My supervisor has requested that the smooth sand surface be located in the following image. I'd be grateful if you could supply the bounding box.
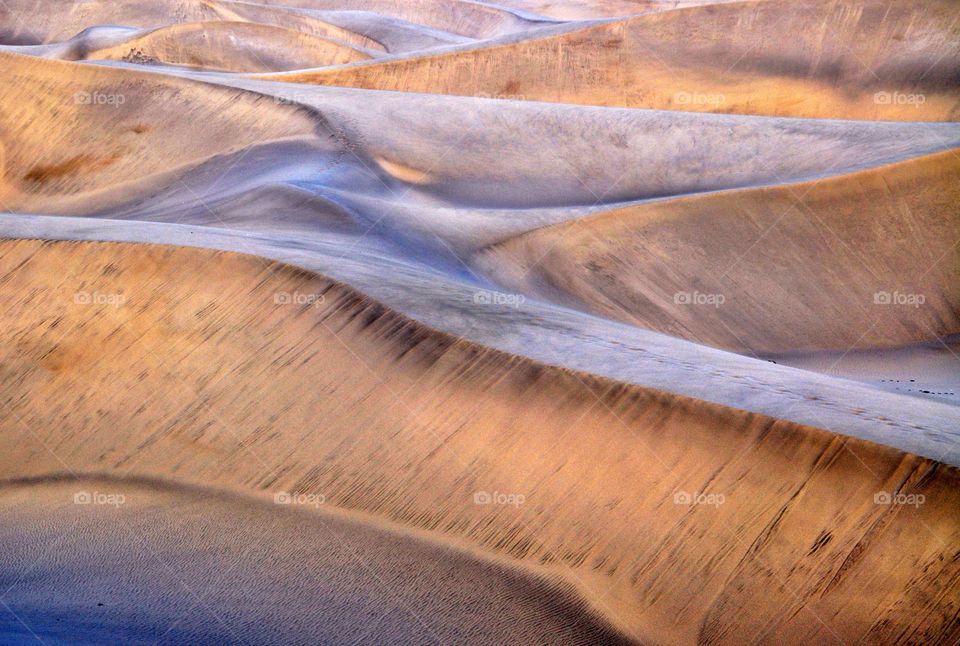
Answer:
[0,476,631,645]
[769,336,960,407]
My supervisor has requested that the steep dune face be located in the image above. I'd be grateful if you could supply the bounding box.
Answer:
[475,150,960,355]
[81,21,370,72]
[271,0,960,120]
[2,238,958,645]
[0,53,328,213]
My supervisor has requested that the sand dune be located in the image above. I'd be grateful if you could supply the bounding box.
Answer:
[475,149,960,355]
[0,53,324,213]
[6,51,960,219]
[1,237,958,645]
[0,476,630,645]
[0,0,541,59]
[269,0,960,120]
[77,21,371,72]
[769,336,960,407]
[2,2,959,643]
[252,0,561,38]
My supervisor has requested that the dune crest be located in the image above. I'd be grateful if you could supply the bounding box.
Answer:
[475,149,960,354]
[266,0,960,120]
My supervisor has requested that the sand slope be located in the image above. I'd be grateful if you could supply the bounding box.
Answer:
[0,53,326,213]
[82,21,371,72]
[0,477,630,645]
[475,149,960,354]
[269,0,960,120]
[1,238,958,645]
[5,51,960,219]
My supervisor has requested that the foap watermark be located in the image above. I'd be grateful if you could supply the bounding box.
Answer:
[874,491,925,508]
[873,91,926,107]
[74,91,126,107]
[274,491,325,508]
[274,90,315,105]
[674,91,726,106]
[673,490,726,508]
[874,290,925,308]
[274,291,325,308]
[477,91,527,102]
[674,291,725,308]
[473,289,525,309]
[473,490,525,508]
[74,491,126,508]
[74,291,126,307]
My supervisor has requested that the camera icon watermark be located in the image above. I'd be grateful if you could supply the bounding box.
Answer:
[274,291,325,307]
[73,491,126,507]
[274,491,325,508]
[74,91,126,107]
[274,90,315,105]
[674,91,726,106]
[873,91,926,107]
[873,291,925,308]
[473,490,525,508]
[673,291,725,308]
[477,91,527,102]
[473,290,525,309]
[874,491,925,508]
[673,490,726,508]
[74,291,126,307]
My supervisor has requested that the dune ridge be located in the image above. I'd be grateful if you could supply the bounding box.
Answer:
[1,237,958,645]
[474,148,960,354]
[264,0,960,120]
[81,21,372,72]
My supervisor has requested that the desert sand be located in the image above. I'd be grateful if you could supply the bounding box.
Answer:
[266,0,960,120]
[0,1,958,645]
[475,150,960,354]
[1,238,959,645]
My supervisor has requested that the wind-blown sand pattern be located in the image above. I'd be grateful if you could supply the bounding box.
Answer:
[0,1,958,645]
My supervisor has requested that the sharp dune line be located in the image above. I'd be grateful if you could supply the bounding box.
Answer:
[1,238,958,645]
[264,0,960,120]
[476,148,960,354]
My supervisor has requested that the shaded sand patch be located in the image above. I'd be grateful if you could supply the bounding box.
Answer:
[0,476,631,645]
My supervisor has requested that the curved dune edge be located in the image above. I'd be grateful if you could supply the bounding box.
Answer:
[6,49,960,221]
[0,0,554,45]
[1,238,958,645]
[261,0,960,120]
[0,51,329,211]
[0,474,635,645]
[82,21,371,72]
[475,148,960,355]
[0,0,544,46]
